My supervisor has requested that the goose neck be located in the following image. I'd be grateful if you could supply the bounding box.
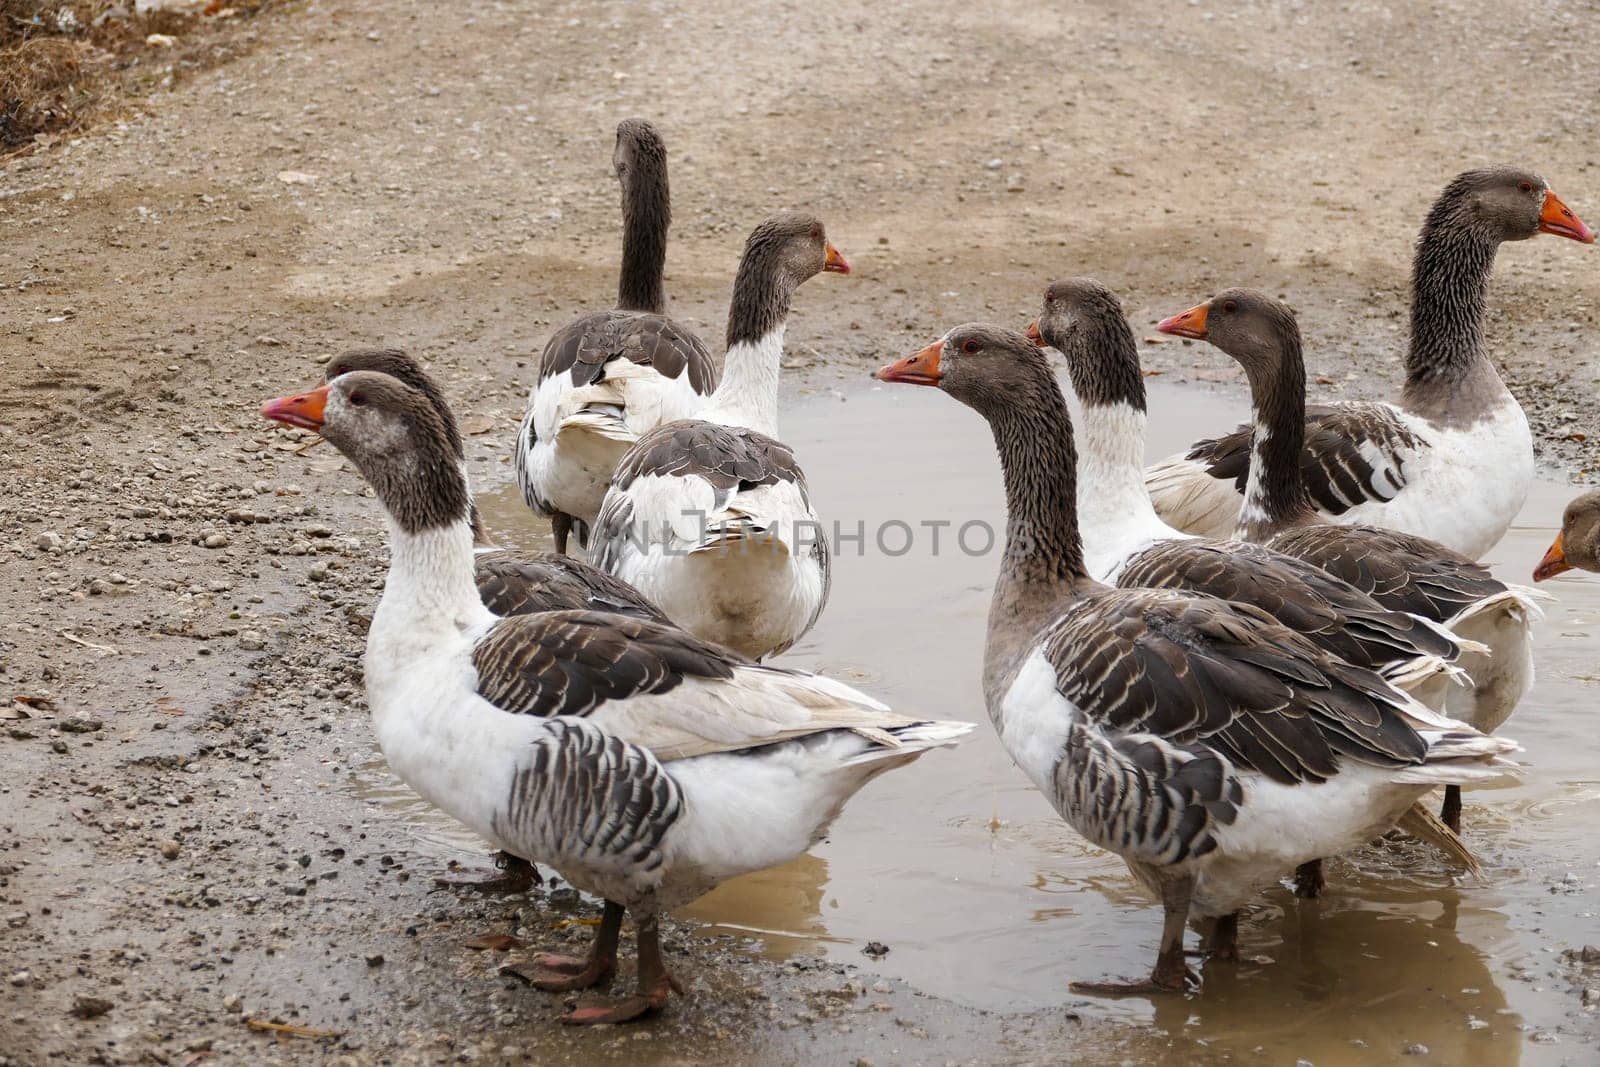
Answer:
[616,161,670,315]
[700,326,785,436]
[986,379,1089,613]
[375,517,491,638]
[1402,208,1499,394]
[1236,346,1316,542]
[1074,400,1169,544]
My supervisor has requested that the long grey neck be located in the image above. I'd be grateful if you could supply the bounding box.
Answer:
[982,376,1092,700]
[1236,340,1317,543]
[1401,207,1507,414]
[616,158,669,315]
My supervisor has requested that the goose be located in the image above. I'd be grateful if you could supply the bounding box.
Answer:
[261,371,972,1024]
[516,119,720,553]
[1026,279,1466,704]
[325,348,669,895]
[1146,167,1593,557]
[591,212,849,660]
[1533,490,1600,581]
[873,324,1517,993]
[1158,288,1543,837]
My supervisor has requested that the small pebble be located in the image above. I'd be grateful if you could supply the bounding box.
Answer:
[202,533,229,549]
[159,840,181,860]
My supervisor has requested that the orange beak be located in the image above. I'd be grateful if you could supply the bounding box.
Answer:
[1533,531,1572,581]
[1539,189,1596,243]
[262,384,330,431]
[875,339,943,386]
[1024,319,1046,347]
[824,242,852,274]
[1157,301,1210,339]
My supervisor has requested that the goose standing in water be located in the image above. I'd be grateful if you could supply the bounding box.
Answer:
[1147,167,1593,557]
[516,119,718,553]
[262,372,971,1023]
[325,347,668,894]
[1158,289,1542,839]
[874,324,1516,993]
[592,213,849,659]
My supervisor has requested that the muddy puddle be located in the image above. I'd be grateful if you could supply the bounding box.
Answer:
[422,377,1595,1062]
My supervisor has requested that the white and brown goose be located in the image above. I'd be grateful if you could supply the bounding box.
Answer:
[516,119,719,553]
[1146,167,1593,557]
[262,371,970,1024]
[592,213,848,660]
[1026,279,1466,704]
[874,324,1516,994]
[325,348,671,895]
[1158,288,1544,834]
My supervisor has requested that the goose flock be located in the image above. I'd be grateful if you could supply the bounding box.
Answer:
[260,120,1596,1018]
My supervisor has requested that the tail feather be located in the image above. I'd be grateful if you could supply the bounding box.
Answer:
[1446,586,1549,630]
[840,720,977,766]
[1390,729,1521,787]
[1380,653,1469,692]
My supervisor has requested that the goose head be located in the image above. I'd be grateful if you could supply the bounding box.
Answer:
[1535,490,1600,581]
[263,371,470,535]
[876,323,1050,415]
[1438,166,1593,244]
[1026,278,1146,410]
[1158,287,1300,384]
[322,347,465,459]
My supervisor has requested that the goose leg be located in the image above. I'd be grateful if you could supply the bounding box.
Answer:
[524,900,623,992]
[563,911,680,1025]
[1070,875,1197,995]
[1292,859,1325,900]
[552,512,573,555]
[1440,785,1462,834]
[1206,912,1240,963]
[435,851,541,894]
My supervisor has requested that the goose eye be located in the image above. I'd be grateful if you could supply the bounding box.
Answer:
[962,339,980,354]
[348,392,366,407]
[1221,300,1238,314]
[1519,181,1534,194]
[809,226,822,240]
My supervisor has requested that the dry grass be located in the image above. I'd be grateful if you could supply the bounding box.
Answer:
[0,1,278,153]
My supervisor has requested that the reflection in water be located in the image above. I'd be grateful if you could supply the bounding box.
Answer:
[1167,891,1520,1064]
[373,379,1598,1062]
[679,853,838,959]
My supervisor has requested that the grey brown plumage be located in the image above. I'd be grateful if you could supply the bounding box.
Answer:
[474,551,667,622]
[471,609,740,719]
[1180,403,1424,517]
[537,308,717,396]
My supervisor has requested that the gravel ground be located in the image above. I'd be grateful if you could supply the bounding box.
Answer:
[3,1,1599,1064]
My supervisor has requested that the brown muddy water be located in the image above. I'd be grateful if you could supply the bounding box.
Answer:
[422,378,1595,1063]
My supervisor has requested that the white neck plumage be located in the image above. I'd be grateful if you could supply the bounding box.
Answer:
[374,515,492,639]
[698,325,786,437]
[1074,401,1183,574]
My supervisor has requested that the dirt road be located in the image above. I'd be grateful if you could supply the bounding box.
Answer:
[3,1,1599,1064]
